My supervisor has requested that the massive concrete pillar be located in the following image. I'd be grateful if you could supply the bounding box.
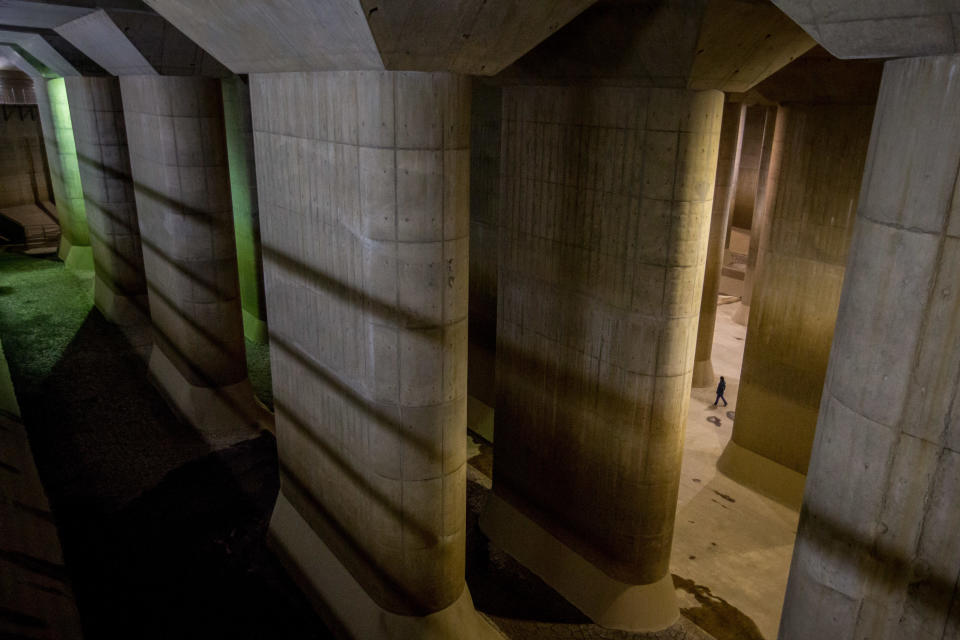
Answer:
[64,76,148,330]
[480,85,723,631]
[222,76,268,344]
[728,106,767,232]
[120,75,260,441]
[733,106,779,326]
[732,102,874,475]
[780,53,960,640]
[467,80,501,419]
[46,77,92,270]
[251,70,498,639]
[691,101,745,388]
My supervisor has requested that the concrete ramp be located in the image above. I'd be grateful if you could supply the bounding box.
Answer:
[0,203,60,254]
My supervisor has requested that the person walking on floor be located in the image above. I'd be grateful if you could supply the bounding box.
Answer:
[714,376,728,407]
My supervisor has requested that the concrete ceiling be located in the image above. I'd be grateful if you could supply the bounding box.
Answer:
[0,42,42,79]
[498,0,816,92]
[0,0,91,29]
[0,0,229,76]
[53,8,153,75]
[356,0,598,74]
[57,8,229,76]
[770,0,960,59]
[752,45,883,105]
[688,0,815,92]
[139,0,600,75]
[0,28,78,76]
[0,24,103,74]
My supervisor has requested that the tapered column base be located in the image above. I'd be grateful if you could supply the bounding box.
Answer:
[94,274,148,326]
[268,493,506,640]
[94,275,152,358]
[242,309,268,344]
[148,346,269,447]
[58,236,93,271]
[479,493,679,633]
[717,440,806,511]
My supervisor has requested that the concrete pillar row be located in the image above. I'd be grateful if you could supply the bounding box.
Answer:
[691,101,746,388]
[780,53,960,639]
[63,76,149,334]
[480,84,723,632]
[120,75,262,444]
[250,70,499,640]
[733,106,778,326]
[732,102,874,476]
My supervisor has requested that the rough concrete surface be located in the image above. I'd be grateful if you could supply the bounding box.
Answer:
[734,102,874,475]
[780,52,960,640]
[491,83,722,618]
[64,75,148,329]
[692,101,743,389]
[251,70,481,623]
[120,75,247,387]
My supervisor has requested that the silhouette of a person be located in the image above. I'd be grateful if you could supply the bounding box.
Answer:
[714,376,728,407]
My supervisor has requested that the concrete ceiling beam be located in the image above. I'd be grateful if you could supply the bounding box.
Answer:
[497,0,816,92]
[771,0,960,59]
[0,28,78,76]
[54,9,156,75]
[140,0,600,75]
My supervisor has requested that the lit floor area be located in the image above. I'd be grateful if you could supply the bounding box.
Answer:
[670,301,803,640]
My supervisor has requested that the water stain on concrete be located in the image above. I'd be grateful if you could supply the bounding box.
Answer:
[672,574,765,640]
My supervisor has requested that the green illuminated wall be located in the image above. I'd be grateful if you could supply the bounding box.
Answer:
[47,77,91,269]
[222,76,267,343]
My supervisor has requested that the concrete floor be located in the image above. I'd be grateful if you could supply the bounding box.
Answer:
[0,252,331,639]
[670,301,802,640]
[3,251,801,639]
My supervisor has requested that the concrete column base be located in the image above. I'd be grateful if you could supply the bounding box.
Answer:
[479,493,679,633]
[242,309,268,344]
[94,276,152,358]
[717,440,806,511]
[94,274,148,326]
[148,346,270,447]
[691,358,716,388]
[732,302,750,326]
[268,493,506,640]
[58,236,93,271]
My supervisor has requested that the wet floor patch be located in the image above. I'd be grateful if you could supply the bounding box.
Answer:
[672,574,765,640]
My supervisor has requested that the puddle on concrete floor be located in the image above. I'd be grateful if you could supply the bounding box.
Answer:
[673,574,765,640]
